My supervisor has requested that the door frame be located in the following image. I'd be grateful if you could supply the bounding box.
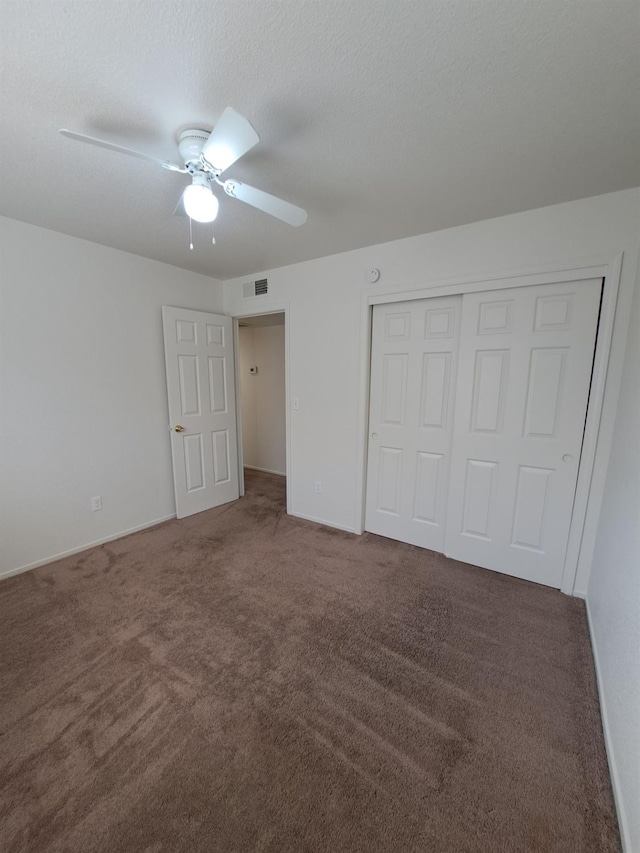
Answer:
[354,254,624,595]
[231,303,291,515]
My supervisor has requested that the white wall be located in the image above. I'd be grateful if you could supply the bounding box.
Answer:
[0,217,223,576]
[238,323,286,475]
[238,326,259,468]
[225,189,640,578]
[587,255,640,853]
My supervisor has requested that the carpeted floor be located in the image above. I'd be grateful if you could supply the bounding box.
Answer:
[0,470,619,852]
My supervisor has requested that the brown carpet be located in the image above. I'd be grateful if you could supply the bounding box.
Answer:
[0,470,619,852]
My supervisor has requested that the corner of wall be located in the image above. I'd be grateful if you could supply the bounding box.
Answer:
[583,596,632,852]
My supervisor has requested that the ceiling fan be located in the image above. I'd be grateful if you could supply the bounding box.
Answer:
[59,107,308,229]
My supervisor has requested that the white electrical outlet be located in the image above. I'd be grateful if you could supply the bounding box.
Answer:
[91,496,102,512]
[314,481,322,493]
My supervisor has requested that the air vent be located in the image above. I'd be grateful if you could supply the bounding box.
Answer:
[242,278,269,298]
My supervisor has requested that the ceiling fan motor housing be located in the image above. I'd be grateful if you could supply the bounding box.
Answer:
[178,129,210,170]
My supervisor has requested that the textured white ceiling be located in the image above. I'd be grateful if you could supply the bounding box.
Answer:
[1,0,639,280]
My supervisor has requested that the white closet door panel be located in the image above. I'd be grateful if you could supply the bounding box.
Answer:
[444,279,601,587]
[365,296,462,551]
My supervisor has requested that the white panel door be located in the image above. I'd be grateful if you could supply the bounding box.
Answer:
[365,296,462,551]
[444,279,601,587]
[162,306,239,518]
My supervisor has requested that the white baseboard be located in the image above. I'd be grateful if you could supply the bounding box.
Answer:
[583,596,631,852]
[244,465,286,477]
[0,514,176,581]
[289,511,356,534]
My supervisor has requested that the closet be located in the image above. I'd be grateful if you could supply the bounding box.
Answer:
[365,279,602,588]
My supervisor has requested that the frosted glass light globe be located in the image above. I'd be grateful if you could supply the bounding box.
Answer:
[184,183,219,223]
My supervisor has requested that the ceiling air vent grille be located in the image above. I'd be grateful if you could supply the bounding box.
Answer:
[242,278,269,298]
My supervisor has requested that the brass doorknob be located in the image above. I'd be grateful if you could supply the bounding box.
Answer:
[174,425,185,432]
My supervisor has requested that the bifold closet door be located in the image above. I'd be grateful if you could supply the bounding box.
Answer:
[444,279,602,588]
[365,296,462,551]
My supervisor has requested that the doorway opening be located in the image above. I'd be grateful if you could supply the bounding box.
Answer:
[236,312,287,513]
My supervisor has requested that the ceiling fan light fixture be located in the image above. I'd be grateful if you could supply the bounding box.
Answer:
[60,107,307,234]
[183,175,219,223]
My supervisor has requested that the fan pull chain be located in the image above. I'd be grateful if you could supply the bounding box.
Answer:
[211,224,216,246]
[189,217,194,251]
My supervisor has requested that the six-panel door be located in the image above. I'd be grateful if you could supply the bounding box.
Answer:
[365,296,462,551]
[444,279,602,587]
[162,306,239,518]
[365,279,601,589]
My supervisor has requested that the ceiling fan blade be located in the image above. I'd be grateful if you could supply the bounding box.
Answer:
[59,129,185,172]
[224,180,307,226]
[173,191,187,216]
[201,107,259,173]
